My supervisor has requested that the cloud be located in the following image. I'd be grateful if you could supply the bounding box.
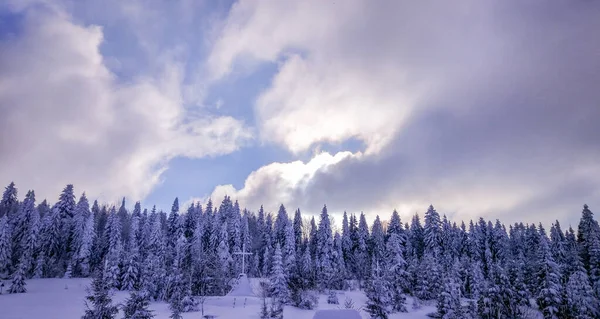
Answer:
[0,5,251,203]
[206,0,600,225]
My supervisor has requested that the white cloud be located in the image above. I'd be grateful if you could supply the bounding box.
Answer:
[209,151,359,213]
[0,5,251,202]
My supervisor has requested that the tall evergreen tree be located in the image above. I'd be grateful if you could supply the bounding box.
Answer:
[536,235,563,319]
[0,215,12,274]
[316,205,334,290]
[270,243,290,304]
[385,233,407,312]
[365,260,391,319]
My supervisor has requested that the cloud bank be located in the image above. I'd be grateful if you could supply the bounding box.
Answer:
[207,0,600,224]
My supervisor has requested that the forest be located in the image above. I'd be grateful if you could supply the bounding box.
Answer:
[0,181,598,319]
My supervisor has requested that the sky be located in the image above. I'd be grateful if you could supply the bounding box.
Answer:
[1,0,599,227]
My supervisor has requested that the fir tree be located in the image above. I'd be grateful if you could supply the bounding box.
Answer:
[536,235,563,319]
[82,270,119,319]
[270,243,290,304]
[0,215,12,274]
[316,205,334,290]
[385,233,408,312]
[565,269,598,319]
[364,260,391,319]
[9,260,27,293]
[123,290,154,319]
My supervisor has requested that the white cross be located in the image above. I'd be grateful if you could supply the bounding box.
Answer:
[233,243,253,275]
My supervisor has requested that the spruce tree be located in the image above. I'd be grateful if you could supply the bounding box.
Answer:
[123,290,154,319]
[0,215,12,274]
[270,243,290,304]
[9,260,27,293]
[82,269,119,319]
[316,205,334,290]
[364,260,390,319]
[536,235,563,319]
[565,269,598,319]
[384,233,407,312]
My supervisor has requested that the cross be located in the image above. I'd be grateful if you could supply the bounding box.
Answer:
[233,243,253,275]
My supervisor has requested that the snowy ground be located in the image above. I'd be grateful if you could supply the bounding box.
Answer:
[0,278,436,319]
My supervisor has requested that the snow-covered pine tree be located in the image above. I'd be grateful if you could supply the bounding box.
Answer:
[9,259,27,293]
[416,251,441,300]
[77,214,95,277]
[436,262,462,319]
[536,233,563,319]
[283,221,297,278]
[300,245,313,289]
[82,269,119,319]
[270,243,290,304]
[216,223,232,293]
[103,207,122,289]
[316,205,334,291]
[0,215,13,275]
[370,215,385,260]
[352,212,370,284]
[22,200,40,277]
[12,190,35,268]
[0,182,18,219]
[384,233,407,312]
[274,204,288,249]
[565,269,598,319]
[364,260,391,319]
[423,205,442,257]
[123,290,154,319]
[578,204,598,272]
[293,208,303,256]
[122,213,141,291]
[331,232,347,289]
[71,193,90,276]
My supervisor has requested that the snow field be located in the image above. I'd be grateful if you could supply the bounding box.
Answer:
[0,278,435,319]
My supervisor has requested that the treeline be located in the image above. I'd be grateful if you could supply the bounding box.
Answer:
[0,182,599,318]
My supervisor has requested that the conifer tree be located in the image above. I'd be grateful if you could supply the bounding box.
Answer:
[423,205,442,256]
[565,269,598,319]
[316,205,334,290]
[0,215,12,274]
[365,260,391,319]
[370,215,385,260]
[9,259,27,293]
[385,233,408,312]
[0,182,18,219]
[82,269,119,319]
[77,214,95,277]
[536,235,563,319]
[123,290,154,319]
[270,243,290,304]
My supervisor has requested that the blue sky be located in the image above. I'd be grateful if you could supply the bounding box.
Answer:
[1,0,600,226]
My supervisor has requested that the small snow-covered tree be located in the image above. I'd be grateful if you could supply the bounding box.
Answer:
[9,260,27,293]
[123,290,154,319]
[82,270,119,319]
